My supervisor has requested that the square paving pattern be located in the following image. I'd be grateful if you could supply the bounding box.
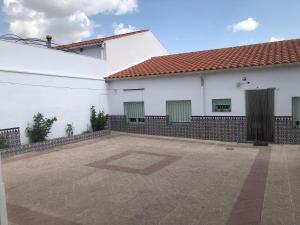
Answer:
[2,132,300,225]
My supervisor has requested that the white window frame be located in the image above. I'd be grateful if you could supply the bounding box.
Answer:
[212,98,232,112]
[166,100,192,124]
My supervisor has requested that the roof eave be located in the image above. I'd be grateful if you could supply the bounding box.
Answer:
[105,61,300,81]
[54,29,150,51]
[55,42,104,51]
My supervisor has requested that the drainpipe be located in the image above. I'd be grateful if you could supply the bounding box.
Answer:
[46,35,52,48]
[0,156,8,225]
[200,75,206,116]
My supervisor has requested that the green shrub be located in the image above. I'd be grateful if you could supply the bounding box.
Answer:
[90,106,107,131]
[66,123,74,137]
[26,113,57,143]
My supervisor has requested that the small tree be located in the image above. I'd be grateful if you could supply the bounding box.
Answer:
[26,113,57,143]
[90,106,107,131]
[90,106,97,131]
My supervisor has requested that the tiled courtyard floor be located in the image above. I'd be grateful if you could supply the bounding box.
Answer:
[2,132,300,225]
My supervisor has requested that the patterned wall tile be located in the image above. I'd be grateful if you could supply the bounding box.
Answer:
[110,115,299,144]
[1,129,111,159]
[0,127,21,148]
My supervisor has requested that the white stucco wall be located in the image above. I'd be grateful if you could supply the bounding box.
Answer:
[70,31,169,74]
[107,64,300,117]
[0,40,109,79]
[107,75,203,116]
[204,65,300,116]
[0,30,168,144]
[0,41,109,144]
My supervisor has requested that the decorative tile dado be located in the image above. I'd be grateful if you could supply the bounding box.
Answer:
[110,115,300,144]
[110,115,247,143]
[274,116,300,144]
[0,127,21,148]
[1,129,111,159]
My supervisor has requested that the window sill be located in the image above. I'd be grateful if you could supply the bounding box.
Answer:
[127,122,145,125]
[212,111,232,113]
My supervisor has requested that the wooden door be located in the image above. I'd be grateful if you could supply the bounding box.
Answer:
[246,89,274,142]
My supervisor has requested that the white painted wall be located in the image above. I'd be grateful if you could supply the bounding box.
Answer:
[0,31,168,144]
[69,31,169,74]
[204,65,300,116]
[0,40,109,79]
[2,35,299,144]
[107,64,300,117]
[0,41,109,144]
[107,75,203,116]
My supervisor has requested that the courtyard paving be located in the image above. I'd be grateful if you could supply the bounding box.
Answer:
[2,132,300,225]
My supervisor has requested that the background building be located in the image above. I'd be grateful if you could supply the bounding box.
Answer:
[0,30,167,144]
[1,30,300,144]
[106,39,300,144]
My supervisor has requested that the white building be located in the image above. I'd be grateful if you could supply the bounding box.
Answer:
[1,29,300,144]
[105,38,300,144]
[0,30,168,144]
[54,30,168,74]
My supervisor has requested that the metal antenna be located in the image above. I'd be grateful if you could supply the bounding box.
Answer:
[0,33,60,48]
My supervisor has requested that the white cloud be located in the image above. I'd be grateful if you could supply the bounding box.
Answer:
[227,18,259,32]
[113,23,137,35]
[270,37,285,42]
[2,0,138,43]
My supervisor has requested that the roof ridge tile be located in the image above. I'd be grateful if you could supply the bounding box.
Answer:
[54,29,150,50]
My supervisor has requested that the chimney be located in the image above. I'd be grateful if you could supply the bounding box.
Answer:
[46,35,52,48]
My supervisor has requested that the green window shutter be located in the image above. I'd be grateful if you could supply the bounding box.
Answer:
[212,99,231,112]
[292,97,300,128]
[166,100,192,123]
[124,102,145,123]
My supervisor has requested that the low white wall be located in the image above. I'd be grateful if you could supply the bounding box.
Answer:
[0,40,109,79]
[0,41,109,144]
[107,64,300,117]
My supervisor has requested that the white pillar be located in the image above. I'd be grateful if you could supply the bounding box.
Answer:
[0,157,8,225]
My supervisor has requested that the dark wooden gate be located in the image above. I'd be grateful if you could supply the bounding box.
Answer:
[246,89,274,142]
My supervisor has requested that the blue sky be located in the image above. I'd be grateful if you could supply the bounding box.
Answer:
[1,0,300,54]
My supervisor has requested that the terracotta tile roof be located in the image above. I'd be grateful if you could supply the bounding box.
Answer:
[53,29,149,50]
[105,38,300,80]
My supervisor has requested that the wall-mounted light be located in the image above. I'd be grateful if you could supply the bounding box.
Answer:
[236,76,250,87]
[97,42,105,49]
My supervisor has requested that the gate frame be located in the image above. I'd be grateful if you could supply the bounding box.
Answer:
[0,157,8,225]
